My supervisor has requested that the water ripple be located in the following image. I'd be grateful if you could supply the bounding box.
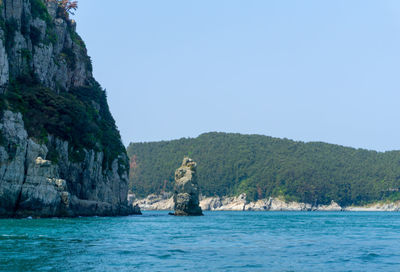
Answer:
[0,211,400,271]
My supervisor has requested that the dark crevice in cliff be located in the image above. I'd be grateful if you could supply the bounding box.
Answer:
[0,0,137,217]
[12,141,29,217]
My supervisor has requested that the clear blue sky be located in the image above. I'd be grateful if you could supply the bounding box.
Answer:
[75,1,400,151]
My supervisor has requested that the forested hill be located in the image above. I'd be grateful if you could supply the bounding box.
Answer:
[127,132,400,206]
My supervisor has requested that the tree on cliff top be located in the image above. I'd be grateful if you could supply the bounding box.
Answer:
[46,0,78,17]
[58,0,78,14]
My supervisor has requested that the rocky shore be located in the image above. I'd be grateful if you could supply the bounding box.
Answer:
[130,193,175,211]
[131,193,400,212]
[343,202,400,212]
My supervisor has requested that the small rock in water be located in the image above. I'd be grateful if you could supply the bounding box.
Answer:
[132,204,142,215]
[173,157,203,216]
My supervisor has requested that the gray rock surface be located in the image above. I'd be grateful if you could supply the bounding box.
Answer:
[132,193,400,212]
[0,28,8,93]
[173,157,203,216]
[344,202,400,211]
[0,1,139,217]
[200,196,342,211]
[0,111,139,217]
[134,193,345,212]
[132,193,174,211]
[1,0,91,91]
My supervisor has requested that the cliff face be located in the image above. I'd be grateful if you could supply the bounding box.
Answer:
[0,0,90,93]
[0,0,139,217]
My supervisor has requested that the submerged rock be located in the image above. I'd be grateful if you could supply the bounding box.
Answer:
[173,158,203,216]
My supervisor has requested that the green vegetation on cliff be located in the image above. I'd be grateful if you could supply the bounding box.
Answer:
[0,0,126,170]
[127,132,400,206]
[0,0,135,218]
[0,75,126,169]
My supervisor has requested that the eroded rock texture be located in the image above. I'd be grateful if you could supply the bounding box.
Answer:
[0,0,140,217]
[173,157,203,216]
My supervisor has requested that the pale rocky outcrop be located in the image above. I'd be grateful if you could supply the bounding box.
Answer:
[199,195,223,211]
[133,192,400,212]
[268,198,312,211]
[134,193,344,212]
[344,202,400,212]
[201,196,314,211]
[131,193,174,211]
[213,194,247,211]
[241,199,271,211]
[315,201,342,211]
[16,156,70,218]
[173,157,203,216]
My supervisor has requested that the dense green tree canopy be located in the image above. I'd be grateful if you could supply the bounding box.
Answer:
[127,132,400,206]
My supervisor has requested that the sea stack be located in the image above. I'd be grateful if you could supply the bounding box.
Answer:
[173,157,203,216]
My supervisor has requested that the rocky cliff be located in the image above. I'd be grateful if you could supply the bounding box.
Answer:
[0,0,139,217]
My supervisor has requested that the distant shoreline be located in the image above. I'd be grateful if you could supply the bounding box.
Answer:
[131,194,400,212]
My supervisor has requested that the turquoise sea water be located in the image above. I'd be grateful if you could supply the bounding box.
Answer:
[1,211,400,271]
